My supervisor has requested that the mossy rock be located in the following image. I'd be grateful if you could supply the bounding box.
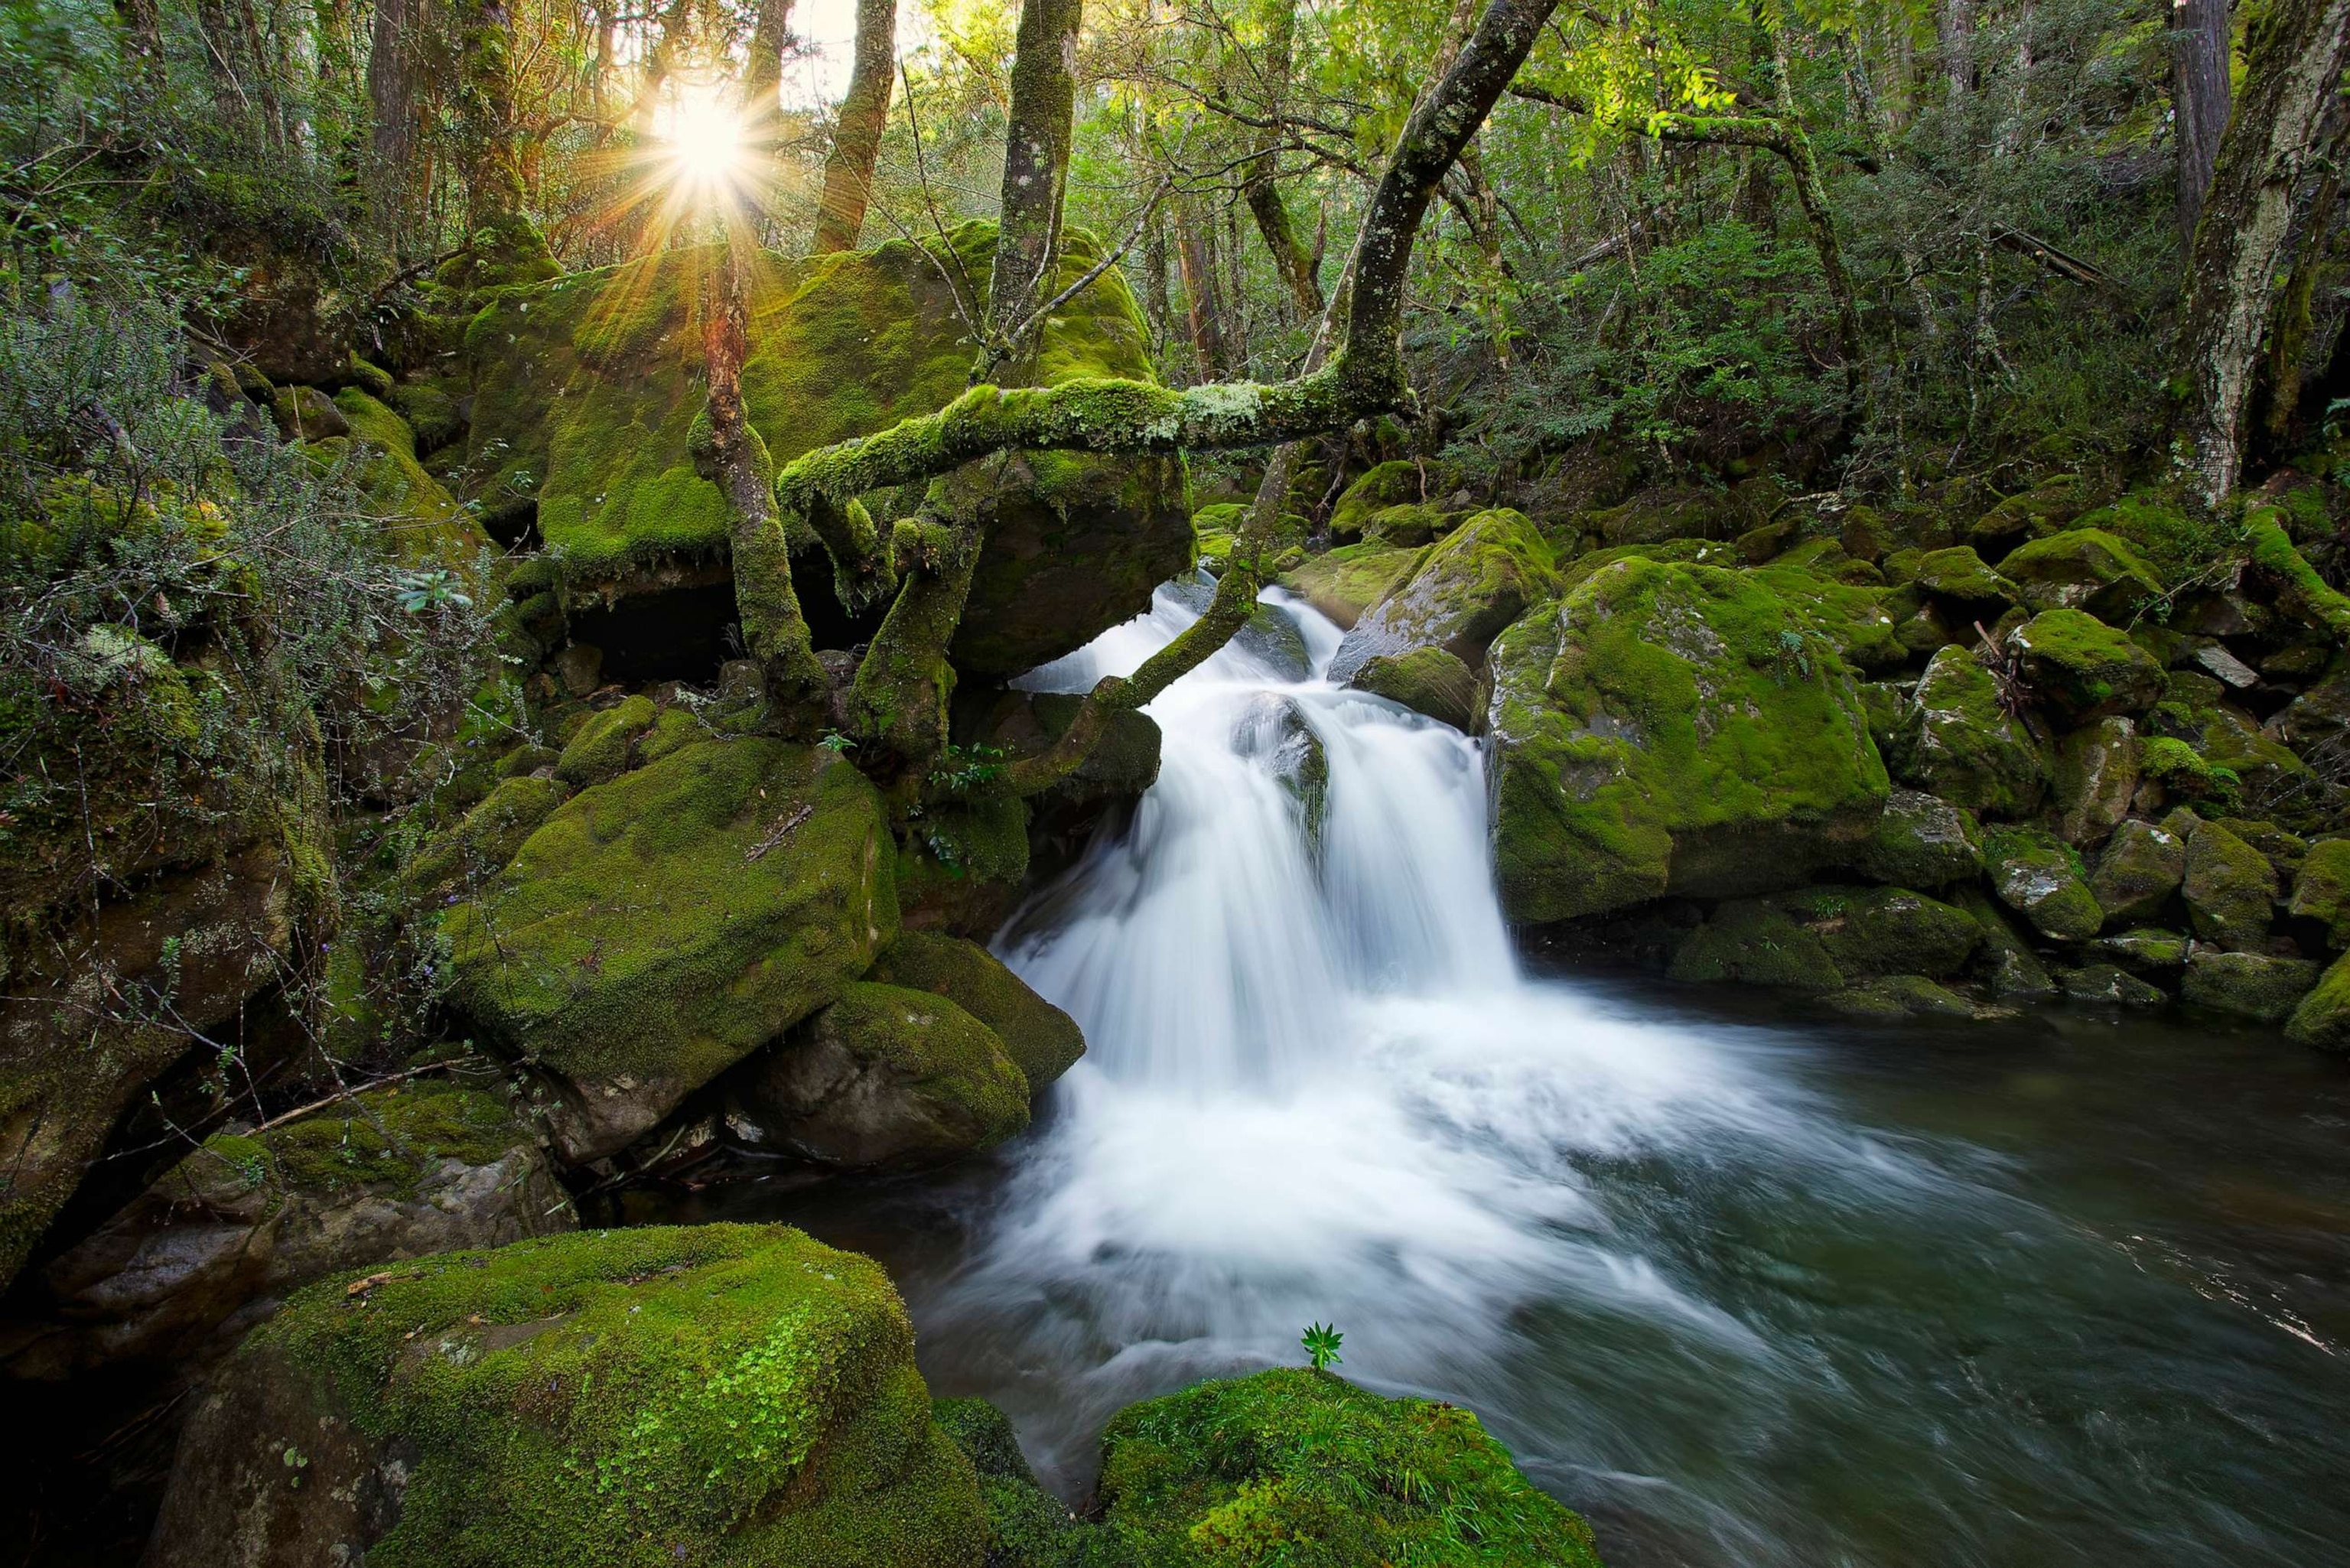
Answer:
[730,982,1030,1169]
[2287,950,2350,1049]
[272,383,349,441]
[1997,529,2163,623]
[145,1224,984,1568]
[2059,963,2169,1007]
[2144,675,2307,812]
[867,930,1085,1091]
[1328,508,1558,683]
[1910,546,2017,613]
[2089,817,2188,926]
[444,740,897,1160]
[1278,543,1423,630]
[1985,825,2102,943]
[2050,716,2141,849]
[898,795,1032,938]
[1668,899,1846,990]
[1362,502,1450,548]
[933,1398,1081,1568]
[1005,691,1166,805]
[2006,609,2163,722]
[1955,887,2056,997]
[461,224,1188,679]
[2180,949,2319,1022]
[405,773,571,900]
[1968,476,2093,559]
[1092,1367,1602,1568]
[1821,974,1982,1020]
[1233,693,1330,851]
[2180,817,2279,952]
[331,389,487,568]
[2071,493,2230,582]
[1850,789,1984,890]
[1793,884,1982,980]
[1327,459,1458,541]
[552,694,658,788]
[2137,734,2242,812]
[1351,646,1477,729]
[388,377,467,455]
[1584,483,1735,546]
[2289,838,2350,948]
[1486,560,1889,925]
[2091,928,2190,973]
[1751,559,1908,676]
[1890,646,2047,818]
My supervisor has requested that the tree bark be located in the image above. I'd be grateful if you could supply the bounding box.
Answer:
[747,0,795,113]
[811,0,896,253]
[1239,0,1323,317]
[1938,0,1976,109]
[366,0,418,180]
[111,0,164,106]
[979,0,1083,372]
[2178,0,2350,503]
[2171,0,2232,250]
[457,0,529,231]
[1177,207,1232,378]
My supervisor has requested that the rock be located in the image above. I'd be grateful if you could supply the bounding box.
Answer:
[1349,646,1478,728]
[402,773,571,901]
[867,931,1084,1091]
[2006,609,2163,721]
[1787,885,1981,979]
[2059,964,2169,1007]
[1485,560,1889,924]
[1997,529,2164,622]
[1911,545,2018,616]
[2267,657,2350,750]
[2181,950,2320,1022]
[2211,818,2308,882]
[146,1224,984,1568]
[976,691,1164,815]
[1278,543,1423,629]
[551,641,604,697]
[552,693,657,789]
[2290,839,2350,948]
[1094,1368,1601,1568]
[2192,640,2261,689]
[1893,646,2047,818]
[2180,817,2279,951]
[2051,717,2141,847]
[1968,476,2093,558]
[1822,974,1983,1020]
[1362,501,1449,546]
[1956,888,2057,997]
[2091,928,2191,974]
[729,983,1030,1168]
[1326,508,1558,682]
[895,796,1031,939]
[1850,789,1984,889]
[1234,693,1330,848]
[270,383,349,441]
[2150,673,2309,806]
[1586,484,1736,545]
[6,1078,570,1379]
[2089,817,2187,926]
[933,1398,1076,1567]
[1986,825,2103,942]
[444,740,897,1161]
[2287,951,2350,1049]
[1669,901,1846,990]
[1738,516,1802,563]
[1328,459,1456,541]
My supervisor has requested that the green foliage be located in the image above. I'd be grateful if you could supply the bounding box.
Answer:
[1300,1322,1344,1372]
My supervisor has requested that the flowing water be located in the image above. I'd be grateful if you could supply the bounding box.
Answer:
[690,577,2350,1567]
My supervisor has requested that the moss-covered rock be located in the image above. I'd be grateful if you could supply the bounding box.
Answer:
[1794,884,1982,979]
[2059,963,2169,1007]
[552,694,657,788]
[2006,609,2163,722]
[1955,888,2057,997]
[146,1224,984,1568]
[730,982,1029,1169]
[1362,501,1453,548]
[444,740,897,1160]
[1327,460,1457,541]
[933,1398,1080,1568]
[17,1077,571,1379]
[1891,646,2047,818]
[867,931,1084,1091]
[2089,817,2188,926]
[2180,949,2319,1022]
[272,383,349,441]
[1968,475,2093,558]
[461,226,1188,679]
[1822,974,1982,1020]
[2287,950,2350,1049]
[1328,508,1557,684]
[2289,838,2350,948]
[1585,484,1735,546]
[1485,560,1889,924]
[1234,694,1330,851]
[1850,789,1984,889]
[1668,899,1846,990]
[1351,646,1478,729]
[403,773,570,901]
[2051,717,2141,848]
[1986,825,2102,942]
[2091,927,2191,973]
[2180,817,2278,951]
[1278,544,1422,630]
[1910,546,2017,614]
[1092,1368,1602,1568]
[1997,529,2163,622]
[331,389,487,568]
[2144,674,2308,813]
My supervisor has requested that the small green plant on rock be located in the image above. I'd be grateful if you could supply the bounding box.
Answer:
[1302,1321,1344,1372]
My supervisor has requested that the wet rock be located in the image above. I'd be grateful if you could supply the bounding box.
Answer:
[2180,950,2320,1022]
[1986,825,2103,943]
[2287,951,2350,1049]
[2051,717,2140,848]
[2180,817,2280,952]
[146,1225,984,1568]
[1669,901,1845,990]
[2289,839,2350,948]
[1327,508,1558,683]
[1278,543,1423,629]
[2006,609,2163,722]
[1234,692,1330,848]
[1350,646,1477,729]
[1788,885,1981,980]
[2089,818,2188,926]
[2059,964,2169,1007]
[2091,928,2191,974]
[1892,646,2047,818]
[867,931,1084,1091]
[1821,974,1983,1020]
[935,1397,1078,1566]
[728,982,1030,1169]
[1850,789,1984,890]
[1997,529,2164,622]
[1955,889,2057,997]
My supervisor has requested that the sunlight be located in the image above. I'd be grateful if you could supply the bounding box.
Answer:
[659,83,744,200]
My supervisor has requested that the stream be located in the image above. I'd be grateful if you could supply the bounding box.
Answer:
[680,576,2350,1568]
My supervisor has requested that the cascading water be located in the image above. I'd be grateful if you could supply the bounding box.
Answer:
[706,574,2350,1567]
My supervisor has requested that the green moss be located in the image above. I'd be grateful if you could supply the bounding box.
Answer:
[2180,950,2319,1022]
[1821,974,1981,1020]
[1910,545,2017,609]
[1329,509,1559,681]
[1583,484,1733,547]
[2180,817,2278,951]
[332,389,489,569]
[1277,543,1423,629]
[1997,529,2164,622]
[2244,512,2350,641]
[174,1080,528,1205]
[2072,493,2234,582]
[1985,825,2104,942]
[1851,789,1983,889]
[405,773,571,898]
[1553,539,1723,594]
[1668,899,1846,989]
[1805,885,1982,979]
[2290,839,2350,948]
[2004,607,2164,721]
[552,695,657,788]
[247,1224,981,1567]
[796,983,1032,1157]
[2139,735,2241,809]
[1329,460,1455,541]
[1092,1368,1601,1568]
[1892,646,2047,818]
[867,930,1085,1089]
[2287,949,2350,1049]
[934,1399,1082,1568]
[1351,646,1478,729]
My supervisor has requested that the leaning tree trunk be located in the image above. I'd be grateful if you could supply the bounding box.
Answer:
[2171,0,2232,252]
[811,0,896,254]
[2178,0,2350,506]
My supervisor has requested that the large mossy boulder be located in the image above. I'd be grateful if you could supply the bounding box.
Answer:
[866,931,1085,1090]
[1891,646,2047,818]
[1327,458,1459,540]
[1278,543,1423,629]
[2051,717,2141,848]
[2180,815,2280,951]
[1848,788,1984,890]
[444,739,897,1161]
[1329,509,1558,683]
[461,223,1188,679]
[1670,886,1977,991]
[2004,609,2163,722]
[1091,1368,1603,1568]
[2287,950,2350,1049]
[1485,559,1889,924]
[2090,817,2189,926]
[1352,646,1479,729]
[2289,838,2350,948]
[1985,825,2102,943]
[1998,529,2163,622]
[9,1078,570,1379]
[2180,950,2319,1022]
[146,1225,984,1568]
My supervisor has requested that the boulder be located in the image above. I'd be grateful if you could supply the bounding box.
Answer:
[145,1224,984,1568]
[1234,693,1330,849]
[1327,459,1455,541]
[1822,975,1983,1020]
[2180,817,2279,951]
[1784,885,1981,980]
[1910,545,2017,616]
[1350,646,1478,729]
[2289,838,2350,948]
[1850,789,1984,890]
[2059,964,2169,1007]
[2180,950,2320,1022]
[2089,817,2188,926]
[1326,508,1558,683]
[2051,717,2141,848]
[1362,501,1450,547]
[444,740,897,1161]
[551,693,657,788]
[866,931,1085,1091]
[2005,610,2163,722]
[1278,543,1423,629]
[405,774,572,899]
[1955,889,2057,997]
[1997,529,2164,622]
[1893,646,2047,818]
[5,1078,570,1379]
[1986,825,2103,942]
[933,1399,1076,1568]
[729,983,1030,1169]
[2150,672,2309,807]
[1669,900,1846,990]
[1485,560,1889,924]
[2287,951,2350,1049]
[1585,484,1736,545]
[1968,476,2093,558]
[272,383,349,441]
[2091,927,2190,974]
[1093,1368,1601,1568]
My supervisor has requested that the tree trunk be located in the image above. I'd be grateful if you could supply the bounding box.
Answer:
[2172,0,2232,250]
[811,0,895,253]
[1938,0,1976,109]
[1177,207,1232,379]
[1239,0,1323,317]
[747,0,795,113]
[979,0,1083,372]
[366,0,418,179]
[630,0,692,137]
[2178,0,2350,503]
[111,0,164,106]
